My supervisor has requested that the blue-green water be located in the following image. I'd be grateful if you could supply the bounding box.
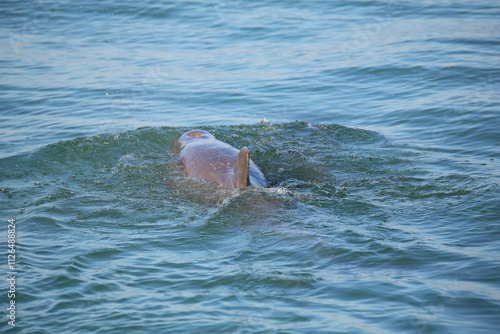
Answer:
[1,1,499,333]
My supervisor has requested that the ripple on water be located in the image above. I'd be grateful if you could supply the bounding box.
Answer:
[1,121,498,333]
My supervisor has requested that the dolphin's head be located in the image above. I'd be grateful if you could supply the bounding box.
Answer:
[173,130,216,153]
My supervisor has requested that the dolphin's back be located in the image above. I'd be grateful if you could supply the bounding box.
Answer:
[175,130,266,191]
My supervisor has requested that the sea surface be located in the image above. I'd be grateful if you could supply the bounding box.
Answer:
[1,0,499,333]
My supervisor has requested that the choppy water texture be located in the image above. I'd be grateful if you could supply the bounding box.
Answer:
[1,1,499,333]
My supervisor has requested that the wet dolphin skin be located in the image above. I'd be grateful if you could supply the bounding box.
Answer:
[174,130,267,190]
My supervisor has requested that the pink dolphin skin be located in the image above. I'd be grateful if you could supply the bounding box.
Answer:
[174,130,267,191]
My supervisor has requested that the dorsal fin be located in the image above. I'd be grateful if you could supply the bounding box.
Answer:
[233,147,250,190]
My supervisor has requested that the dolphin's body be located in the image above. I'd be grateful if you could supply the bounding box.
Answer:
[173,130,267,191]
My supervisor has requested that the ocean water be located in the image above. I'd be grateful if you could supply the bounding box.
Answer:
[1,0,499,333]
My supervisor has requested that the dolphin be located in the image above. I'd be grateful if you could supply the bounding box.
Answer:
[173,130,267,190]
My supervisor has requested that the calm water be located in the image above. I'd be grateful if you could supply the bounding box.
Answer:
[1,0,499,333]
